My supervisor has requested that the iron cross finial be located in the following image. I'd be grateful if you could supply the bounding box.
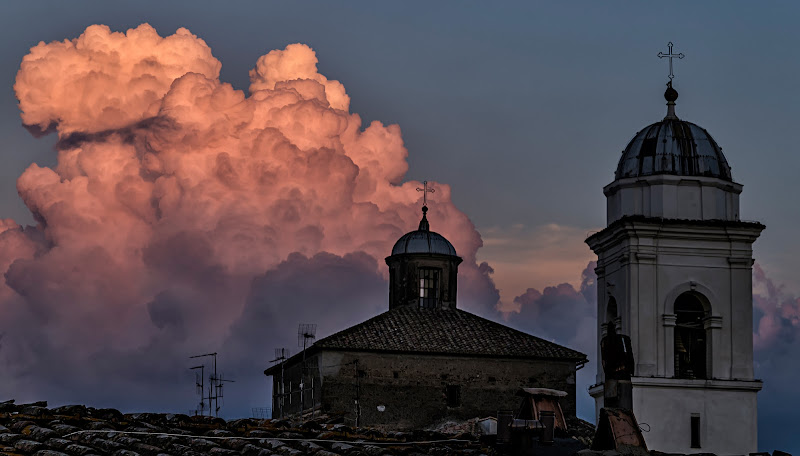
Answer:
[658,42,685,80]
[416,180,435,207]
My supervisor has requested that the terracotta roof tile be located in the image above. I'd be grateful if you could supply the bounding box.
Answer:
[312,307,587,361]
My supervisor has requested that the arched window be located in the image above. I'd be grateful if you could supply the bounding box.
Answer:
[419,268,440,309]
[674,292,708,379]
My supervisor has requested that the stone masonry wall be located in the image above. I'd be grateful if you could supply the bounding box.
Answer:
[318,350,577,429]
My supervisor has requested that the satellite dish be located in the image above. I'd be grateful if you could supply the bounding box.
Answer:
[377,405,386,412]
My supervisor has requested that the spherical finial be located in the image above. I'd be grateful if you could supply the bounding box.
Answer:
[418,205,430,231]
[664,81,679,120]
[664,81,679,102]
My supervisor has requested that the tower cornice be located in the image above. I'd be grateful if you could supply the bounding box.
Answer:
[586,215,765,254]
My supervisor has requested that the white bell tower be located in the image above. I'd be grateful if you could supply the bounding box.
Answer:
[586,76,763,453]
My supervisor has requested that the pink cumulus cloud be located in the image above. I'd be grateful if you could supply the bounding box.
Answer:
[753,263,800,351]
[0,24,500,410]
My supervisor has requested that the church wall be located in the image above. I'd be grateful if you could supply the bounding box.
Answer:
[589,218,763,454]
[676,180,701,219]
[318,350,577,430]
[589,379,760,454]
[590,221,761,383]
[730,257,755,379]
[632,380,759,454]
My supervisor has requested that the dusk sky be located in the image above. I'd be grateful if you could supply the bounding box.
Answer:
[0,2,798,452]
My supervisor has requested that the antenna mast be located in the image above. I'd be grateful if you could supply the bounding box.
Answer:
[297,324,317,420]
[190,352,235,417]
[189,365,205,416]
[269,347,289,419]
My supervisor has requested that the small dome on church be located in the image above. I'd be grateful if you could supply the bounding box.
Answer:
[615,83,732,181]
[390,206,458,256]
[391,230,457,256]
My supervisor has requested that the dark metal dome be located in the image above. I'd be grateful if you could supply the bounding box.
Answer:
[391,230,457,256]
[390,206,458,256]
[615,83,733,182]
[616,119,732,181]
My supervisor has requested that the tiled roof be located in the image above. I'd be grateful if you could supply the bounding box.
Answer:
[313,306,586,361]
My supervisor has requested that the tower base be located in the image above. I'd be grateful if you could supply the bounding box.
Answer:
[589,377,761,454]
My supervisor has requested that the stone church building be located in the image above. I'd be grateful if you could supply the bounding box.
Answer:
[586,81,764,453]
[265,206,587,429]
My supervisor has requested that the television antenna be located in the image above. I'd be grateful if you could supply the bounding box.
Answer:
[298,324,317,348]
[189,352,235,417]
[269,348,289,419]
[297,324,317,420]
[189,365,205,416]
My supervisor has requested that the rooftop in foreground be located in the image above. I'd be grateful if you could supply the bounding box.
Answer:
[0,399,594,455]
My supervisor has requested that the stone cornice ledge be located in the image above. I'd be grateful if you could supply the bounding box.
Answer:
[631,376,762,391]
[703,315,723,330]
[585,215,765,248]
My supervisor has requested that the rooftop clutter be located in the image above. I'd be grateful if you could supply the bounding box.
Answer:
[0,400,596,455]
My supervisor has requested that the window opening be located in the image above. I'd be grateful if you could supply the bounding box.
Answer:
[419,268,440,309]
[446,385,461,407]
[674,293,707,379]
[690,415,701,448]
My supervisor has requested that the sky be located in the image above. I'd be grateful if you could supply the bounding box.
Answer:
[0,1,798,452]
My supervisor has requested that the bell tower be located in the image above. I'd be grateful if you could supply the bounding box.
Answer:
[586,68,764,453]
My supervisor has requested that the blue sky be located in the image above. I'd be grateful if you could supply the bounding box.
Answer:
[0,1,798,452]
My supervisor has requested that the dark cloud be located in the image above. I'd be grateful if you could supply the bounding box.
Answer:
[458,261,502,317]
[503,261,597,419]
[750,264,800,452]
[218,251,388,413]
[225,251,387,365]
[0,250,391,417]
[752,263,800,350]
[147,292,186,335]
[508,261,596,354]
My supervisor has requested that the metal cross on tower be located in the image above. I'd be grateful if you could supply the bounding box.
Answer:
[658,42,684,80]
[416,181,435,206]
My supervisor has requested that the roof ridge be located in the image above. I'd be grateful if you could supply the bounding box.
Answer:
[308,306,587,361]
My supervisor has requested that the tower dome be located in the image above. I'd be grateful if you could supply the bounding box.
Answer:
[391,206,458,256]
[386,205,462,310]
[604,81,743,224]
[615,82,732,181]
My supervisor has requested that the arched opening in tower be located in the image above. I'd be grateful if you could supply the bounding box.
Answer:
[674,292,708,379]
